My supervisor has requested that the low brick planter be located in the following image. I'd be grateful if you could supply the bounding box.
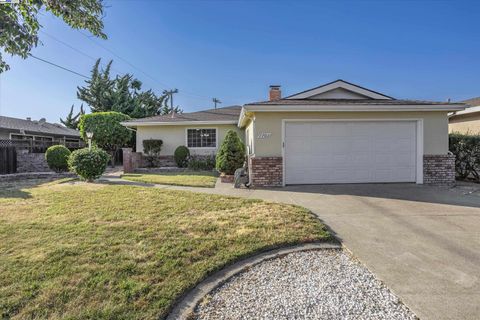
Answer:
[220,174,234,183]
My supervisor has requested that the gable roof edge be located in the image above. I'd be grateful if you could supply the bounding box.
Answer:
[285,79,394,100]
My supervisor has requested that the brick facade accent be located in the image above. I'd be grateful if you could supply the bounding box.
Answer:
[423,154,456,186]
[248,156,283,187]
[122,148,143,173]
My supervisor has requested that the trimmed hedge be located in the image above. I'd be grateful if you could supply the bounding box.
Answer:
[143,139,163,167]
[449,133,480,181]
[216,130,245,175]
[188,155,216,171]
[79,112,132,165]
[45,145,71,172]
[174,146,190,168]
[68,147,110,182]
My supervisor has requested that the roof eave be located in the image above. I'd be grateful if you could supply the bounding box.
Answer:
[243,104,466,112]
[121,120,238,127]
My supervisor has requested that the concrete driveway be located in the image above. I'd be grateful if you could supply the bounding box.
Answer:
[206,182,480,320]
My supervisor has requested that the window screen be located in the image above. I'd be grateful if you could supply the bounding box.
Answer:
[187,129,216,148]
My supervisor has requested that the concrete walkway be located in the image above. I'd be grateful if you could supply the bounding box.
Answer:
[102,176,480,320]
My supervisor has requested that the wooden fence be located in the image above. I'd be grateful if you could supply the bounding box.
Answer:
[0,146,17,174]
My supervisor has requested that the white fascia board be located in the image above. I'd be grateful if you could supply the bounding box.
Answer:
[243,104,466,112]
[237,107,247,127]
[286,81,393,100]
[121,120,237,127]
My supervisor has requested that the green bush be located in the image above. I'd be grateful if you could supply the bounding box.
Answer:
[174,146,190,168]
[216,130,245,175]
[45,145,71,172]
[188,155,216,171]
[79,112,132,165]
[68,147,110,182]
[449,133,480,181]
[143,139,163,167]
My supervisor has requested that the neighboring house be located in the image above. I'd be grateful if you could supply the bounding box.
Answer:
[0,115,82,148]
[124,80,465,187]
[449,97,480,134]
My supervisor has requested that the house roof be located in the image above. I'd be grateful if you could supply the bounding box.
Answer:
[245,99,461,106]
[284,79,394,100]
[449,97,480,118]
[123,105,242,126]
[0,116,80,137]
[462,97,480,107]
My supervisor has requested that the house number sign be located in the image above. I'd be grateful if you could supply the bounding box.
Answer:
[257,132,272,139]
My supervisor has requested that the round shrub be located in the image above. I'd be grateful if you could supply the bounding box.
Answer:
[68,147,110,182]
[45,145,71,172]
[174,146,190,168]
[216,130,245,175]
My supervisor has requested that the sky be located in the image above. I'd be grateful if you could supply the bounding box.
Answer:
[1,0,479,123]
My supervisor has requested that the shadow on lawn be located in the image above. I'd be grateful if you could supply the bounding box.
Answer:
[0,177,72,199]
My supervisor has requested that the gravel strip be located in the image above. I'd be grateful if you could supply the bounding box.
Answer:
[194,250,417,320]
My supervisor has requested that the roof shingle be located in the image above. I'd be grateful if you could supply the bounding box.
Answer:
[0,116,80,137]
[126,105,242,123]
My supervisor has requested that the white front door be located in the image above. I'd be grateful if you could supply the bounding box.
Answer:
[284,121,417,184]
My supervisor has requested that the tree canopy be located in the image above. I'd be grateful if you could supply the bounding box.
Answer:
[0,0,106,73]
[60,104,85,129]
[77,59,181,118]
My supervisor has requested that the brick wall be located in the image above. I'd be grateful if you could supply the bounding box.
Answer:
[423,154,455,186]
[17,151,51,173]
[248,156,283,187]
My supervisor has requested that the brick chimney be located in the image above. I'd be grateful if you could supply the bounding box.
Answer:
[269,85,281,101]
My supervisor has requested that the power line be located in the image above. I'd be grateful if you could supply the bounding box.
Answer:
[76,30,232,104]
[29,54,89,79]
[40,30,129,77]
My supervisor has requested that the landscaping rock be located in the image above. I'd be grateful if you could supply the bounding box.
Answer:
[194,250,417,320]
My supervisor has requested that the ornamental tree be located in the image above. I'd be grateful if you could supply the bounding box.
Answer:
[79,112,132,166]
[216,130,245,175]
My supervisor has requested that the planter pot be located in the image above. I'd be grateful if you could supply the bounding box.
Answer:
[220,174,234,183]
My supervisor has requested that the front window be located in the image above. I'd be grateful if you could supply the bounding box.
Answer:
[187,128,216,148]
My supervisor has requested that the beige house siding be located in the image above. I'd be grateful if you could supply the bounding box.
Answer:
[449,113,480,134]
[249,111,449,157]
[136,123,243,155]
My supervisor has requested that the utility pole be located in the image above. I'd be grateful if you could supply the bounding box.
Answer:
[163,89,178,116]
[212,98,221,109]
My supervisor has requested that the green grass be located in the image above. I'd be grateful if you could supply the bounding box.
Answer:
[0,180,331,319]
[121,171,218,188]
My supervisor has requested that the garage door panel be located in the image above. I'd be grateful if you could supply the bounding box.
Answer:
[285,121,416,184]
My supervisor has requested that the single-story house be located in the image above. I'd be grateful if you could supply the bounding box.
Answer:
[0,115,82,147]
[449,97,480,134]
[123,80,465,187]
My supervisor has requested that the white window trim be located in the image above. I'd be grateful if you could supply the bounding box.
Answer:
[185,127,218,149]
[281,118,424,186]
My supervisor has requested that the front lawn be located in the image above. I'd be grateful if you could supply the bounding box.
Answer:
[121,171,218,187]
[0,180,330,319]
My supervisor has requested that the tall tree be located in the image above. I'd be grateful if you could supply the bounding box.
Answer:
[0,0,106,73]
[77,59,115,112]
[60,104,85,129]
[77,59,177,118]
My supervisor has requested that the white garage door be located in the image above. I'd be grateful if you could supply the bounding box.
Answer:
[284,121,417,184]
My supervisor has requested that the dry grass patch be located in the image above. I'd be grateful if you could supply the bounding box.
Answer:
[121,171,218,187]
[0,180,331,319]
